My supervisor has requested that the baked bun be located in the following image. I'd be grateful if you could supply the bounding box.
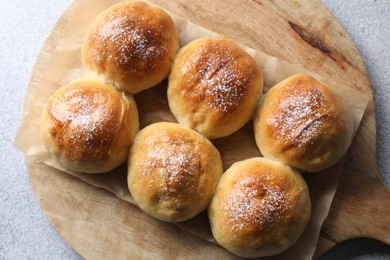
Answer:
[168,37,263,139]
[208,157,311,258]
[128,122,222,222]
[253,74,353,172]
[40,76,139,173]
[81,1,179,94]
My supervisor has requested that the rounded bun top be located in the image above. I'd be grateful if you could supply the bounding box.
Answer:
[168,37,263,139]
[128,122,223,222]
[208,157,311,258]
[254,74,353,172]
[40,77,139,173]
[81,1,179,93]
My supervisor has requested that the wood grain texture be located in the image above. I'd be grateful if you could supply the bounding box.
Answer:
[28,159,235,259]
[26,0,390,259]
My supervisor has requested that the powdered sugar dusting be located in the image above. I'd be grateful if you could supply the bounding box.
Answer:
[267,83,335,149]
[203,65,246,113]
[223,174,291,234]
[183,40,255,115]
[142,134,201,202]
[49,85,119,160]
[90,7,170,74]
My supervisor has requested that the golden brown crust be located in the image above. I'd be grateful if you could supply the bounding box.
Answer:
[208,158,311,258]
[253,74,353,172]
[168,37,263,139]
[40,76,139,173]
[128,122,222,222]
[82,1,178,93]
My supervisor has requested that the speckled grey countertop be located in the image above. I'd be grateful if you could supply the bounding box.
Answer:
[1,0,389,259]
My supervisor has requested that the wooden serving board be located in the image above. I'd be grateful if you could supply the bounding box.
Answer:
[26,0,390,259]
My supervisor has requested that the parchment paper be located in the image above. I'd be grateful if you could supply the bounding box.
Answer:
[14,0,369,259]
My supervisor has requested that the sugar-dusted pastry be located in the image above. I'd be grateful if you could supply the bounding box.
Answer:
[253,74,353,172]
[40,76,139,173]
[82,1,179,93]
[168,37,263,139]
[128,122,222,222]
[208,157,311,258]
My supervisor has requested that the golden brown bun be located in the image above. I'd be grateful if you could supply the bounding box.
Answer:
[128,122,223,222]
[40,76,139,173]
[208,157,311,258]
[253,74,353,172]
[168,37,263,139]
[81,1,178,94]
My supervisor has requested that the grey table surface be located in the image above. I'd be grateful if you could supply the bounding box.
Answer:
[1,0,389,259]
